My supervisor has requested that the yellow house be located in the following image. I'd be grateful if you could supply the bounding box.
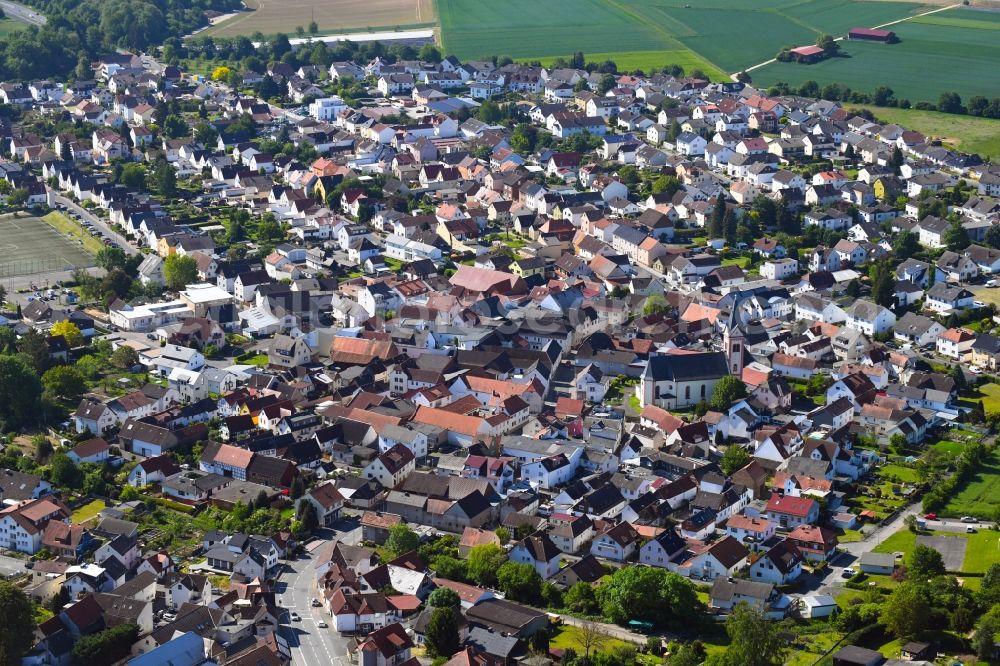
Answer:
[873,176,902,202]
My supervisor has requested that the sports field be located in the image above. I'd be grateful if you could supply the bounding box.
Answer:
[0,213,95,277]
[199,0,436,39]
[437,0,928,77]
[753,7,1000,104]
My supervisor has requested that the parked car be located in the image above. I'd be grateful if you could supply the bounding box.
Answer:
[317,621,328,628]
[290,612,300,622]
[924,513,938,521]
[842,568,857,578]
[967,526,977,533]
[961,516,977,523]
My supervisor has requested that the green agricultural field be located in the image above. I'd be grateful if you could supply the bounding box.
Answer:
[941,446,1000,520]
[536,50,726,79]
[438,0,926,78]
[437,0,682,63]
[624,0,926,74]
[752,7,1000,105]
[851,107,1000,159]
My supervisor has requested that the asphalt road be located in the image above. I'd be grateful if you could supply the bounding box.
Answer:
[52,195,140,257]
[0,0,45,25]
[276,524,362,665]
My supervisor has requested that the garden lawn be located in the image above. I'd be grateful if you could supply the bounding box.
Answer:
[973,383,1000,415]
[962,529,1000,574]
[931,439,964,456]
[752,7,1000,105]
[877,463,919,484]
[941,446,1000,520]
[549,625,642,654]
[851,107,1000,159]
[72,499,106,524]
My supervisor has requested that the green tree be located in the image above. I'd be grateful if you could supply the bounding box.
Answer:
[7,188,28,207]
[908,544,945,578]
[425,606,460,658]
[466,544,506,587]
[0,354,43,430]
[385,523,419,557]
[95,246,128,272]
[846,279,861,297]
[497,561,542,603]
[720,445,752,476]
[816,34,839,56]
[597,566,700,629]
[892,230,920,259]
[46,585,71,615]
[564,581,600,615]
[110,345,140,369]
[162,114,189,139]
[986,223,1000,249]
[308,20,318,35]
[495,526,511,544]
[163,254,198,290]
[427,586,460,608]
[651,175,681,196]
[295,501,318,537]
[880,582,929,639]
[597,73,616,95]
[152,160,177,198]
[42,365,86,401]
[49,452,83,489]
[710,375,748,412]
[869,260,896,309]
[476,100,503,123]
[707,196,726,239]
[973,613,1000,661]
[119,163,146,189]
[0,581,36,665]
[979,563,1000,605]
[671,643,707,666]
[289,475,305,500]
[432,556,467,581]
[718,603,786,666]
[937,91,963,114]
[71,623,139,666]
[418,44,442,62]
[944,217,971,251]
[643,292,667,316]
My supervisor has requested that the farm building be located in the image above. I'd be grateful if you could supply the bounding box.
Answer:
[789,45,826,63]
[848,27,896,42]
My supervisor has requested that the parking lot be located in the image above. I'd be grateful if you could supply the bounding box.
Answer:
[916,534,968,571]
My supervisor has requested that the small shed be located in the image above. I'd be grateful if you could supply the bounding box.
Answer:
[800,594,838,618]
[899,641,933,660]
[860,551,896,575]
